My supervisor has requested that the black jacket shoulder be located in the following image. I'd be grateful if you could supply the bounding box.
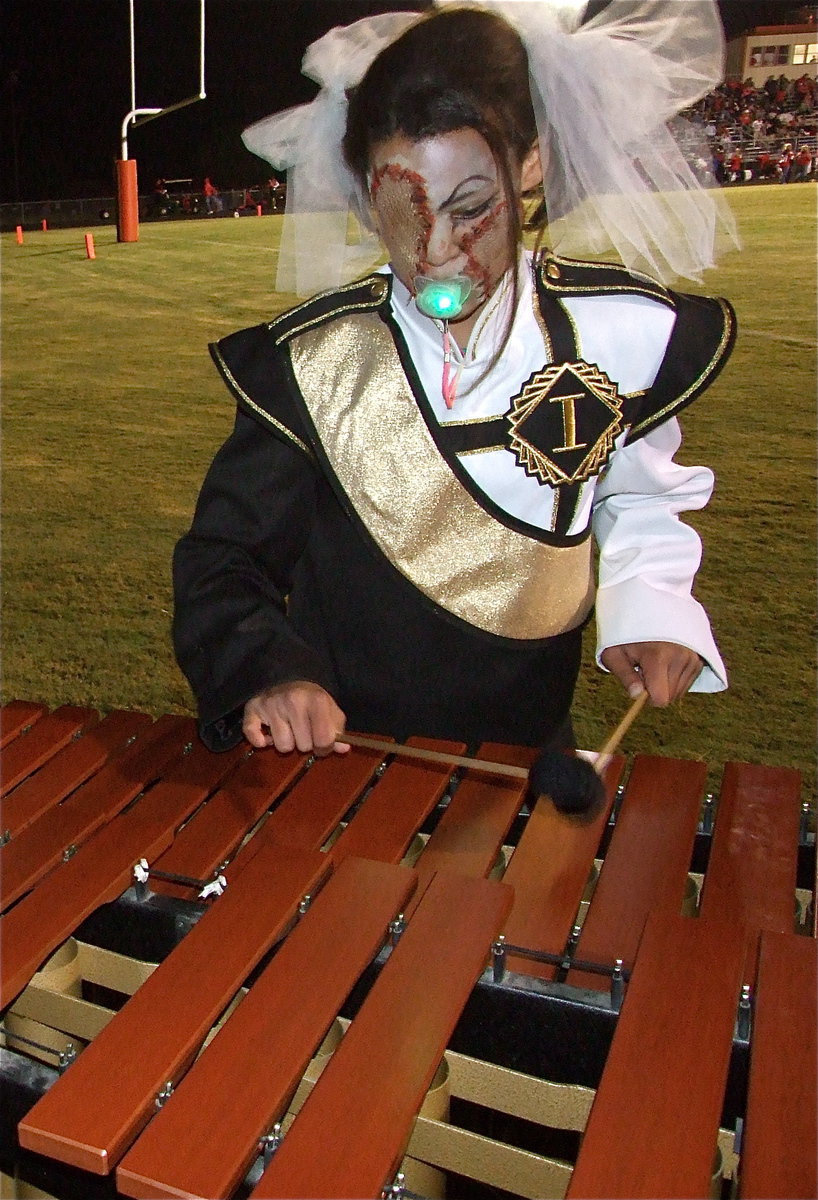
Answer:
[536,252,674,305]
[209,274,391,454]
[628,289,736,440]
[536,253,737,440]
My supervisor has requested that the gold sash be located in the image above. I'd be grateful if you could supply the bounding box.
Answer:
[287,314,594,640]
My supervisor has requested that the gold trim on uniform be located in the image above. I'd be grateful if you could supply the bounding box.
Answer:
[456,443,506,455]
[629,297,734,436]
[211,344,315,460]
[287,315,594,640]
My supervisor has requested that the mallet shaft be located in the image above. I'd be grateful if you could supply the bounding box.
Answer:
[338,733,530,780]
[595,690,649,773]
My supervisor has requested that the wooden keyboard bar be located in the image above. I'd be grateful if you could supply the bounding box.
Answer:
[18,840,330,1174]
[567,755,706,989]
[501,760,623,981]
[150,736,439,899]
[739,930,817,1199]
[326,737,465,868]
[0,701,47,748]
[567,910,745,1198]
[698,762,802,976]
[251,870,514,1200]
[414,772,526,881]
[0,709,154,840]
[247,743,385,852]
[147,748,307,899]
[0,728,246,1008]
[116,857,416,1200]
[0,716,195,913]
[0,705,99,795]
[398,741,529,920]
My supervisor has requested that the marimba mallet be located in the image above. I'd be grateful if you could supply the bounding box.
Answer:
[340,690,649,816]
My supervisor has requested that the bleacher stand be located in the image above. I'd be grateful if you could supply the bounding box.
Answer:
[679,71,817,184]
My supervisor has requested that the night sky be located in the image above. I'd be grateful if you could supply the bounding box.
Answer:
[0,0,809,203]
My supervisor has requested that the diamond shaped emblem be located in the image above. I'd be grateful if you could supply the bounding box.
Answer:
[506,361,624,486]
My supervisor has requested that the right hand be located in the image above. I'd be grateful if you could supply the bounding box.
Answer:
[243,681,350,757]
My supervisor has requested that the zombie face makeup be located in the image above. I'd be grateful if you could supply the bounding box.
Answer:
[369,128,513,327]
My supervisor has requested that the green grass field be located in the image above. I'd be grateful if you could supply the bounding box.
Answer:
[2,185,816,800]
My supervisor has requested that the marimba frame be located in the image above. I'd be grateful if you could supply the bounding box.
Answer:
[0,701,814,1200]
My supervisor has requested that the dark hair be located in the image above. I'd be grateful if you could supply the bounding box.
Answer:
[343,8,544,378]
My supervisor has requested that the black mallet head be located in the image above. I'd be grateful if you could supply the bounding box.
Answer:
[529,750,607,816]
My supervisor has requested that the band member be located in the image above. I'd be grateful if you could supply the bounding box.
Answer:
[173,1,738,757]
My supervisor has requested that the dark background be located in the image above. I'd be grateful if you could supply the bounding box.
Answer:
[0,0,811,203]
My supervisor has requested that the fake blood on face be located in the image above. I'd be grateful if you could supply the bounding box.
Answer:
[369,129,515,327]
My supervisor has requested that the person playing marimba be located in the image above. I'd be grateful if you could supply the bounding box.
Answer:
[172,0,738,759]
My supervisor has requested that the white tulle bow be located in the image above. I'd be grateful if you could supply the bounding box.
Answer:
[243,0,739,296]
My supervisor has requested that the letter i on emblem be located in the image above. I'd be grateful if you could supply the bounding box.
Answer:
[552,393,588,453]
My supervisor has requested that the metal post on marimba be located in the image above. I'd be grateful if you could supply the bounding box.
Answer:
[491,934,506,982]
[610,958,625,1013]
[260,1123,282,1168]
[800,801,812,843]
[561,923,582,973]
[701,792,715,835]
[736,984,752,1041]
[381,1169,405,1200]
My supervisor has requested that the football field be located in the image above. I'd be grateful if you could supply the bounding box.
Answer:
[2,184,816,796]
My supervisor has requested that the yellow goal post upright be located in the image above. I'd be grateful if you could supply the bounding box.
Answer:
[117,0,206,243]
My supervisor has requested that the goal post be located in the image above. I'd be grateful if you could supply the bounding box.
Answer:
[116,158,139,243]
[116,0,206,243]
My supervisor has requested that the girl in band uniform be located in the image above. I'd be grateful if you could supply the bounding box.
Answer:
[172,0,738,758]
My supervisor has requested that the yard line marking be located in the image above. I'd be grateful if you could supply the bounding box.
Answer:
[199,240,277,252]
[742,327,816,348]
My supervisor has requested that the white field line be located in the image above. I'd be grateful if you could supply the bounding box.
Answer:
[742,327,817,348]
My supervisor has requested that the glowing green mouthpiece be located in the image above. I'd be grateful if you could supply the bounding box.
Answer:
[414,275,473,320]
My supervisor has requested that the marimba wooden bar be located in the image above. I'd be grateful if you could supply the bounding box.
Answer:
[0,705,98,795]
[739,930,817,1199]
[248,870,513,1200]
[0,709,154,841]
[566,909,746,1198]
[114,856,417,1199]
[0,699,814,1200]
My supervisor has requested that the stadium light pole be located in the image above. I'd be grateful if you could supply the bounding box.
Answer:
[116,0,206,243]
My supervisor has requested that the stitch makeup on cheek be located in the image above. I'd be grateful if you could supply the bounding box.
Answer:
[371,163,433,283]
[461,199,509,299]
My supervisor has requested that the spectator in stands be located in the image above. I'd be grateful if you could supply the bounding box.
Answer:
[267,177,284,211]
[756,151,778,181]
[728,148,744,184]
[778,143,794,182]
[203,177,223,215]
[712,146,726,183]
[152,178,170,216]
[792,144,814,182]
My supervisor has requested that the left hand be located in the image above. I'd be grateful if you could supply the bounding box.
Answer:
[600,641,704,707]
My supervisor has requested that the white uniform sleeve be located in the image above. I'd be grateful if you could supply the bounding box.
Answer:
[591,417,727,691]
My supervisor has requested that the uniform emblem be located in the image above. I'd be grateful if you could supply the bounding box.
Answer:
[506,361,623,486]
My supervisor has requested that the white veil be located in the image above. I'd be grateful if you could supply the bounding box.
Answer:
[243,0,739,296]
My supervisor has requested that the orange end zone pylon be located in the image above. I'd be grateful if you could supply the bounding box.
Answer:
[116,159,139,243]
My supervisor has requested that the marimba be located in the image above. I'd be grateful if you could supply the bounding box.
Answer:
[0,699,815,1200]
